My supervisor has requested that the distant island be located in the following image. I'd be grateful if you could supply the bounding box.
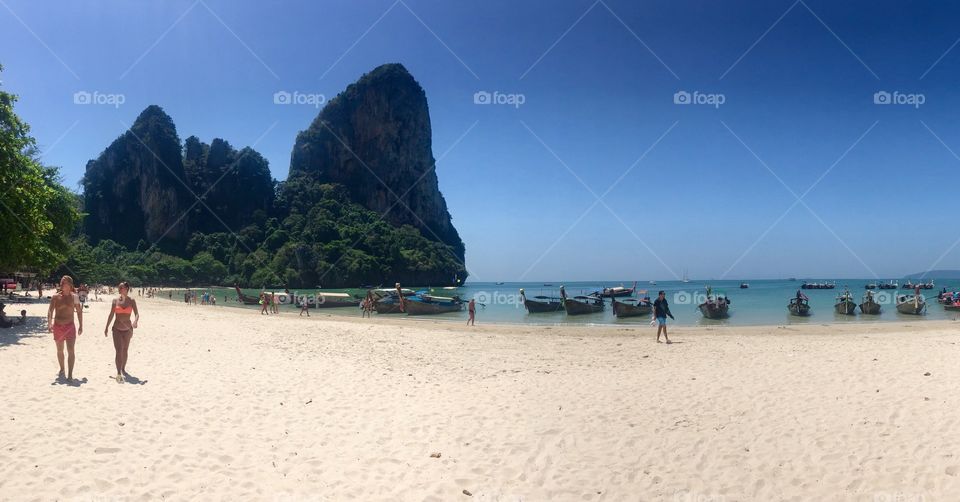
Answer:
[904,270,960,280]
[70,63,467,288]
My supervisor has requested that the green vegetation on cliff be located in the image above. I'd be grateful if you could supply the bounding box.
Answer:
[71,64,467,288]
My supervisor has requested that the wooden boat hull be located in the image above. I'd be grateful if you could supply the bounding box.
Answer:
[313,299,361,308]
[599,282,637,298]
[373,301,404,314]
[611,299,652,318]
[698,303,729,319]
[859,301,882,315]
[562,299,604,315]
[788,303,811,316]
[944,304,960,312]
[295,294,361,308]
[403,299,463,315]
[834,300,857,315]
[896,298,926,315]
[524,299,564,313]
[234,286,262,306]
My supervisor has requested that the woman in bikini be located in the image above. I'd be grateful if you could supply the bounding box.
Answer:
[104,281,139,383]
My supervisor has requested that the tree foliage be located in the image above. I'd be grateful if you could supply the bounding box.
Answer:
[0,65,81,274]
[60,174,467,288]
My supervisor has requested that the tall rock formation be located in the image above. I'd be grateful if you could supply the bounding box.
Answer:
[82,105,190,250]
[83,106,275,250]
[288,63,465,261]
[183,136,274,233]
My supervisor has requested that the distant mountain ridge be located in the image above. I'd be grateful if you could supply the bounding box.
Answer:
[905,270,960,280]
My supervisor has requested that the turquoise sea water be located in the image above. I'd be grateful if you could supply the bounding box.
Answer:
[163,279,960,326]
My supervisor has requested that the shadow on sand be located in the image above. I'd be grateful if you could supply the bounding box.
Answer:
[0,318,45,349]
[51,376,88,387]
[123,373,148,385]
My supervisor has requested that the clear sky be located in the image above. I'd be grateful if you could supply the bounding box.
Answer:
[3,0,960,281]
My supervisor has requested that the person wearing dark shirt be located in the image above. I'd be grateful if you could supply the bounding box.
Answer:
[652,291,675,343]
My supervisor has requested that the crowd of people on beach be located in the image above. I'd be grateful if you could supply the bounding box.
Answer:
[182,290,218,305]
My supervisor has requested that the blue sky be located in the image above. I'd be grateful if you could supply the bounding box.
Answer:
[3,0,960,281]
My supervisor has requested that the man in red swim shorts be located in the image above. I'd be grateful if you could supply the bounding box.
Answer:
[47,275,83,382]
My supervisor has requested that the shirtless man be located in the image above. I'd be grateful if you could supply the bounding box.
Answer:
[47,275,83,381]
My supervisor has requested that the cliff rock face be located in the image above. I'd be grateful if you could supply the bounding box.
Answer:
[288,63,465,261]
[83,106,275,250]
[82,105,190,250]
[183,136,274,233]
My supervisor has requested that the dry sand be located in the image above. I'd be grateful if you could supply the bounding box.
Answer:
[1,296,958,501]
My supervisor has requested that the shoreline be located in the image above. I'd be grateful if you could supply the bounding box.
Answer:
[149,294,960,338]
[8,289,958,334]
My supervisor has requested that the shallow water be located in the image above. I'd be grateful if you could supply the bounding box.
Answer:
[158,279,960,327]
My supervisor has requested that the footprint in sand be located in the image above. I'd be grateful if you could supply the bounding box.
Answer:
[94,447,120,454]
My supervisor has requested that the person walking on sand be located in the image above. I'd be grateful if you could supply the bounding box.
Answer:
[467,298,476,326]
[362,290,375,318]
[260,292,269,315]
[299,295,310,317]
[103,281,139,383]
[47,276,83,381]
[652,290,675,344]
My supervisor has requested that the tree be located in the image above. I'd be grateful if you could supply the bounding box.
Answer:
[0,64,80,274]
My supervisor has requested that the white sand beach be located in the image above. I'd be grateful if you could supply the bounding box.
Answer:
[1,297,958,501]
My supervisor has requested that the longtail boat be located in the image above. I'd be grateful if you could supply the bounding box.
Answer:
[859,290,881,315]
[559,285,604,315]
[520,288,563,313]
[698,286,730,319]
[834,288,857,315]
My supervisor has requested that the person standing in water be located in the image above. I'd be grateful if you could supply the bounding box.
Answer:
[47,275,83,381]
[467,298,476,326]
[652,290,674,344]
[103,281,140,383]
